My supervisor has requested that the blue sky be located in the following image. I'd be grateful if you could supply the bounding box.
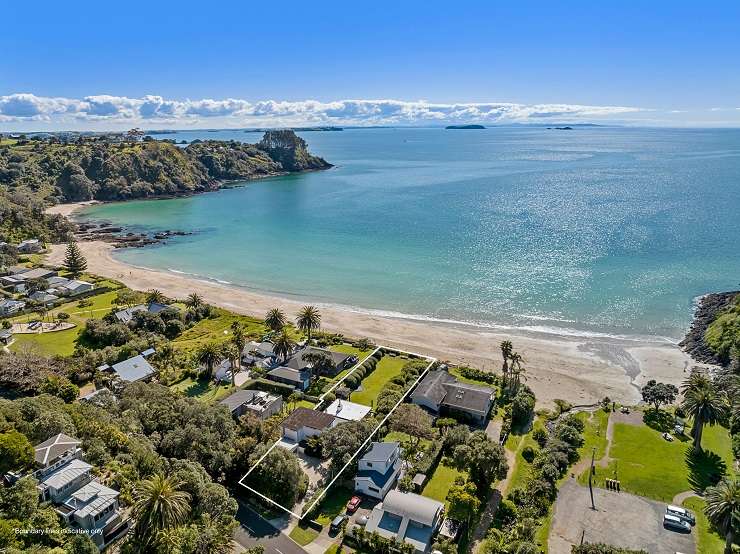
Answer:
[2,1,739,130]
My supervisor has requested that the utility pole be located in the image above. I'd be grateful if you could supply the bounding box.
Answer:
[588,447,596,510]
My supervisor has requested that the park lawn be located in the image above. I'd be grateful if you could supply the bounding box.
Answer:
[350,355,407,407]
[289,523,319,546]
[314,487,354,526]
[579,421,733,502]
[683,497,726,554]
[170,377,235,403]
[577,409,610,461]
[422,459,466,508]
[171,308,267,353]
[9,326,81,357]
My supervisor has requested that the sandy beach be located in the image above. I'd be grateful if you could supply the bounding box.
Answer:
[45,233,697,407]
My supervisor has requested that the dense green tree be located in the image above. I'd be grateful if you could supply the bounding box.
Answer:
[0,430,34,474]
[264,307,287,332]
[446,480,480,527]
[246,445,306,507]
[641,380,679,411]
[133,474,192,546]
[681,370,728,449]
[454,431,508,489]
[63,241,88,278]
[272,328,296,362]
[704,477,740,554]
[296,305,321,344]
[195,342,222,379]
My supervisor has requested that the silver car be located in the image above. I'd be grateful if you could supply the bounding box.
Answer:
[666,505,695,525]
[663,513,691,533]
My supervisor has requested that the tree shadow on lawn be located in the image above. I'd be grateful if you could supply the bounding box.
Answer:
[642,408,674,432]
[686,447,726,492]
[182,378,212,398]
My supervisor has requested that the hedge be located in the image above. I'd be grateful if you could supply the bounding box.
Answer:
[250,378,298,397]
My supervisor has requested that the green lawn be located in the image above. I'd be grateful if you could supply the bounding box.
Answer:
[170,377,235,402]
[323,545,341,554]
[350,355,407,407]
[577,409,610,462]
[421,459,466,508]
[328,344,375,381]
[683,497,726,554]
[579,421,733,502]
[449,367,497,388]
[314,487,354,526]
[384,431,433,451]
[172,308,268,353]
[289,523,319,545]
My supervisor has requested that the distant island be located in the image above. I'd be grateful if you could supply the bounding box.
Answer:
[246,126,343,133]
[547,126,574,130]
[445,124,486,130]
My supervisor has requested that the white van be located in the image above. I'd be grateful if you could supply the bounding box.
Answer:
[666,505,695,525]
[663,513,691,532]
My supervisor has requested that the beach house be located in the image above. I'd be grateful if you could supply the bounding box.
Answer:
[110,354,157,384]
[354,442,402,499]
[267,366,311,391]
[281,407,337,444]
[285,346,354,377]
[410,370,494,424]
[219,389,283,419]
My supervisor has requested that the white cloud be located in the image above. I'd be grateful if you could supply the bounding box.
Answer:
[0,92,644,128]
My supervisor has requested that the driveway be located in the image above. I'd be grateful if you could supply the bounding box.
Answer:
[549,479,695,554]
[234,500,307,554]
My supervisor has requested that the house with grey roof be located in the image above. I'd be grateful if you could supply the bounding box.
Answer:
[410,370,494,424]
[363,490,445,553]
[33,433,83,477]
[29,291,59,305]
[285,345,353,376]
[58,481,129,548]
[17,239,43,253]
[267,366,311,391]
[0,298,26,316]
[60,279,94,296]
[113,302,171,324]
[38,458,94,503]
[111,354,156,384]
[355,442,402,499]
[219,389,283,419]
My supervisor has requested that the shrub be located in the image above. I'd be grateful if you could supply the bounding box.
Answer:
[457,366,497,385]
[521,445,536,463]
[532,427,548,447]
[355,337,374,350]
[553,398,572,414]
[511,390,535,426]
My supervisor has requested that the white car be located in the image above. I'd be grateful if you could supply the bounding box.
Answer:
[663,513,691,533]
[666,505,695,525]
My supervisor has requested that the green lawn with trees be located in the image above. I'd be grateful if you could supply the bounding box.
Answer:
[422,458,466,508]
[350,355,410,406]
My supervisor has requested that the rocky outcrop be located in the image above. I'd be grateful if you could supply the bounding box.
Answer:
[679,291,739,365]
[257,130,333,172]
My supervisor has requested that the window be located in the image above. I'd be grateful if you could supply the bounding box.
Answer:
[367,462,373,467]
[369,486,379,493]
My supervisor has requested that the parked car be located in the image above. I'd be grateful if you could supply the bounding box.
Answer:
[346,495,362,513]
[666,505,695,525]
[330,515,348,534]
[663,514,691,533]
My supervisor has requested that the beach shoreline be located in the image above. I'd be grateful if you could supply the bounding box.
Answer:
[44,237,699,407]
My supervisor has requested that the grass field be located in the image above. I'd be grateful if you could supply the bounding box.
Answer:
[683,496,726,554]
[577,409,610,461]
[422,458,466,508]
[579,421,733,502]
[384,430,434,451]
[288,523,319,545]
[350,355,408,406]
[172,308,267,353]
[169,376,235,402]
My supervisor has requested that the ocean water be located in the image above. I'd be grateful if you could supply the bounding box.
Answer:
[78,127,740,341]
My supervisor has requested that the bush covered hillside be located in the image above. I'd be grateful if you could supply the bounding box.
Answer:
[705,294,740,365]
[0,130,330,203]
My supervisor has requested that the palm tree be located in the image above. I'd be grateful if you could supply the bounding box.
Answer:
[185,292,203,308]
[230,322,247,369]
[273,328,296,362]
[146,289,166,305]
[287,392,301,411]
[500,340,513,386]
[296,305,321,344]
[222,343,240,386]
[681,370,728,449]
[133,474,191,546]
[264,308,287,333]
[195,342,222,380]
[704,477,740,553]
[508,352,524,393]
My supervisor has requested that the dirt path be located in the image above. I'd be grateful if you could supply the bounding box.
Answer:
[672,490,700,505]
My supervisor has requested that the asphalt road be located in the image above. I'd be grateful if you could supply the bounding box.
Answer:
[234,500,308,554]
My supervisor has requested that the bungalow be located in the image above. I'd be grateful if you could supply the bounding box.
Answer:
[324,398,371,422]
[242,340,277,367]
[46,276,71,288]
[267,366,311,391]
[17,239,43,253]
[113,302,171,324]
[0,328,12,345]
[281,407,337,443]
[410,370,494,424]
[111,354,157,384]
[0,299,26,316]
[29,291,59,305]
[60,279,94,296]
[219,389,283,419]
[364,490,445,554]
[13,267,58,281]
[285,346,353,377]
[354,442,402,499]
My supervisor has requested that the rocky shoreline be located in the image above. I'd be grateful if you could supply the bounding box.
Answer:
[678,290,739,365]
[74,220,192,248]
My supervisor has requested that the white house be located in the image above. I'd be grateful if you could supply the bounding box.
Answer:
[364,490,445,553]
[281,407,337,443]
[354,442,402,499]
[59,481,128,549]
[0,299,26,316]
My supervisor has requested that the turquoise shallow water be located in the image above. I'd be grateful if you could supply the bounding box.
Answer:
[79,127,740,341]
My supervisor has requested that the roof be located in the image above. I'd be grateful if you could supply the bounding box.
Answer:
[324,399,371,421]
[441,382,493,414]
[19,267,57,280]
[219,389,280,413]
[62,279,93,291]
[29,291,58,302]
[285,346,350,371]
[34,433,81,466]
[282,407,336,431]
[268,366,310,384]
[41,458,92,490]
[46,276,70,286]
[146,302,170,314]
[111,355,156,382]
[0,299,25,308]
[68,481,119,519]
[382,490,443,527]
[412,370,456,404]
[243,341,276,357]
[113,304,147,323]
[361,442,400,463]
[356,458,401,489]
